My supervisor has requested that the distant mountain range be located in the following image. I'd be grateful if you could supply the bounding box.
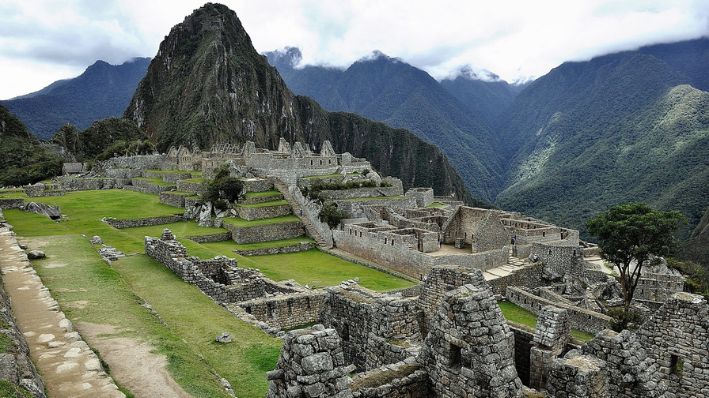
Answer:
[123,3,476,204]
[4,9,707,244]
[265,48,521,201]
[1,58,150,138]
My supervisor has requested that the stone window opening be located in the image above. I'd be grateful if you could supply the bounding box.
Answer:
[670,355,683,376]
[320,160,323,165]
[385,238,388,245]
[548,249,552,255]
[287,299,293,315]
[542,231,546,237]
[449,343,462,368]
[245,306,252,314]
[305,297,311,310]
[267,303,275,318]
[310,160,313,166]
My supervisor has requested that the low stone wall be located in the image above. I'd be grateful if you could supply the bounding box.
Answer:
[237,291,327,329]
[129,178,175,195]
[318,185,403,201]
[351,361,433,398]
[226,221,305,244]
[145,235,303,305]
[235,242,315,256]
[187,232,232,243]
[143,170,192,182]
[159,191,187,208]
[0,265,46,397]
[241,193,284,205]
[236,203,292,221]
[335,196,417,218]
[104,214,184,229]
[184,195,201,208]
[0,198,24,209]
[94,154,166,172]
[506,287,611,333]
[105,168,144,179]
[488,264,545,296]
[56,177,125,191]
[430,247,509,272]
[176,180,206,194]
[241,178,273,193]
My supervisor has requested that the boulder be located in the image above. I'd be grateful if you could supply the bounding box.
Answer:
[24,202,61,220]
[90,236,103,245]
[27,250,46,260]
[215,332,233,344]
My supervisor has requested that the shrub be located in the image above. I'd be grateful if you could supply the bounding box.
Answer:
[202,164,243,205]
[319,203,346,228]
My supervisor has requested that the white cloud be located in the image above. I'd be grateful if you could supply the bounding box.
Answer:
[1,0,707,98]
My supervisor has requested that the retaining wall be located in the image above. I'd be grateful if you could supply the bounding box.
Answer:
[104,214,184,229]
[235,242,315,256]
[226,221,304,244]
[236,203,292,221]
[237,291,327,329]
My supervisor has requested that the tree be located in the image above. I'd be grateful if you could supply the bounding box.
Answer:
[587,203,684,319]
[202,164,243,207]
[319,202,346,228]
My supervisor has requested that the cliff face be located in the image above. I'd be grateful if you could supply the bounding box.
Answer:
[125,3,478,203]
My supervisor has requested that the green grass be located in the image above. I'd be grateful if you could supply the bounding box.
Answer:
[244,190,281,198]
[0,380,32,398]
[28,235,279,398]
[181,177,205,183]
[132,177,175,187]
[0,190,27,199]
[232,236,314,250]
[237,199,289,208]
[498,301,595,343]
[161,191,195,196]
[198,244,414,291]
[426,201,447,209]
[120,221,226,240]
[337,195,405,202]
[222,215,300,227]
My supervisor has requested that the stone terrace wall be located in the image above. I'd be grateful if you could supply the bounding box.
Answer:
[487,264,545,296]
[105,214,184,229]
[94,154,166,171]
[186,232,232,244]
[145,235,302,305]
[506,286,611,333]
[234,242,315,256]
[128,178,175,195]
[56,177,126,191]
[227,221,304,244]
[175,180,206,194]
[318,185,404,201]
[0,198,24,209]
[238,291,327,330]
[236,203,292,221]
[0,264,46,397]
[159,191,188,208]
[418,266,487,332]
[351,361,433,398]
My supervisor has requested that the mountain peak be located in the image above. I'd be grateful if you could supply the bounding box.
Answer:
[264,47,303,70]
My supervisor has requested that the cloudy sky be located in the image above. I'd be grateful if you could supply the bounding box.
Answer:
[1,0,708,99]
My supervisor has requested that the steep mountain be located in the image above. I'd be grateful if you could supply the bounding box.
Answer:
[125,3,477,204]
[264,48,505,201]
[51,118,148,162]
[0,105,62,186]
[2,58,150,138]
[496,38,709,237]
[439,69,520,125]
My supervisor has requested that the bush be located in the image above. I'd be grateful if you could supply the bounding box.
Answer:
[202,165,243,205]
[667,258,709,299]
[607,307,644,331]
[318,203,346,228]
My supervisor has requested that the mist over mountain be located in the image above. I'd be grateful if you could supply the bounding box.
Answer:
[1,58,150,139]
[496,38,709,237]
[264,47,516,201]
[124,3,477,204]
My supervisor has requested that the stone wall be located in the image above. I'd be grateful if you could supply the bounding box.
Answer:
[56,177,126,191]
[0,198,24,210]
[145,233,303,305]
[241,178,273,193]
[318,185,404,201]
[234,242,315,256]
[186,232,232,243]
[175,179,206,194]
[530,242,584,279]
[129,178,175,195]
[334,197,417,219]
[94,154,166,172]
[351,361,433,398]
[419,283,523,397]
[104,214,184,229]
[546,354,608,397]
[236,203,292,221]
[267,325,355,398]
[226,220,305,244]
[442,207,510,252]
[404,188,434,208]
[159,191,188,208]
[487,264,545,296]
[238,291,327,330]
[143,170,192,182]
[506,287,612,334]
[510,326,533,386]
[0,265,46,397]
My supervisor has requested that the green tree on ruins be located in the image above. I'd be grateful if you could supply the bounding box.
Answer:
[587,203,684,319]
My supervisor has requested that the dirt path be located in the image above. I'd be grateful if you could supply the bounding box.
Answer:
[78,322,192,398]
[0,227,124,397]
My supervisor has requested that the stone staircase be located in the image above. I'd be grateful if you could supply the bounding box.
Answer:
[482,248,529,281]
[272,179,332,249]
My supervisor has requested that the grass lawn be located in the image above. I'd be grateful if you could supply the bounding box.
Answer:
[182,177,205,183]
[238,199,289,208]
[233,236,314,250]
[132,177,176,187]
[120,221,226,239]
[222,214,300,227]
[198,243,414,291]
[244,190,281,198]
[498,301,596,343]
[426,201,447,209]
[0,189,28,199]
[28,234,279,398]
